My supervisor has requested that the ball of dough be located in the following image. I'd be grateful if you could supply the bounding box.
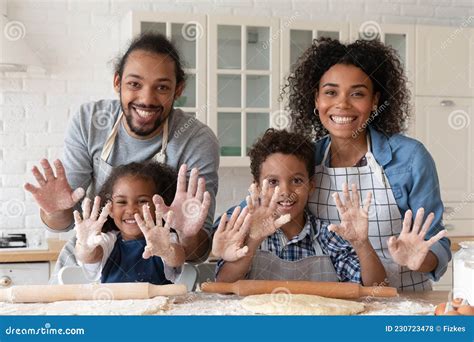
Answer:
[241,294,365,315]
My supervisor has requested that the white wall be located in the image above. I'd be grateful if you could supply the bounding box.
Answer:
[0,0,473,240]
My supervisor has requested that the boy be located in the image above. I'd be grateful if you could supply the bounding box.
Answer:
[212,129,387,285]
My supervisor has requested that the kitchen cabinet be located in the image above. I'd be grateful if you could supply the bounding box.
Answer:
[280,20,349,85]
[208,15,280,167]
[350,22,416,135]
[415,97,474,204]
[432,260,453,291]
[415,25,474,98]
[121,12,207,123]
[119,13,474,220]
[350,22,415,86]
[0,262,49,287]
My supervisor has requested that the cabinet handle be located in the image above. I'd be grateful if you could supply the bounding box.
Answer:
[444,224,455,231]
[440,100,455,107]
[0,276,12,287]
[444,206,455,214]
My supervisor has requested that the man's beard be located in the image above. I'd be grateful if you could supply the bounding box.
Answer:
[119,91,172,137]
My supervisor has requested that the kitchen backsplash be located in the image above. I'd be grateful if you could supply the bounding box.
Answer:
[0,0,472,241]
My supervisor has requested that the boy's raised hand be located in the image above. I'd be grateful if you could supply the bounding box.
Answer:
[328,183,372,247]
[74,196,111,252]
[246,180,291,241]
[135,205,174,259]
[388,208,447,271]
[152,164,210,239]
[24,159,85,214]
[212,206,251,262]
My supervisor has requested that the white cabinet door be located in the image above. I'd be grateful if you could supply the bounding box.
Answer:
[121,12,207,123]
[415,97,474,203]
[350,22,416,135]
[280,20,349,86]
[416,26,474,97]
[0,262,49,286]
[208,16,280,167]
[350,23,415,86]
[443,202,474,236]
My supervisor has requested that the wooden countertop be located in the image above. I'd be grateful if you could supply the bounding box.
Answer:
[449,236,474,252]
[399,290,449,305]
[0,239,65,263]
[0,235,471,264]
[0,290,450,315]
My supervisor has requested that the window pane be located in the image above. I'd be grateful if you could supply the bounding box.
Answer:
[218,74,241,107]
[290,30,312,68]
[141,22,166,35]
[176,73,196,108]
[246,75,269,108]
[316,31,339,40]
[385,33,407,68]
[246,26,270,70]
[218,112,241,156]
[172,23,197,69]
[246,112,269,155]
[218,25,241,69]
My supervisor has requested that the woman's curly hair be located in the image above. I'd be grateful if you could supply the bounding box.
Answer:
[282,37,411,140]
[98,161,177,233]
[249,128,315,183]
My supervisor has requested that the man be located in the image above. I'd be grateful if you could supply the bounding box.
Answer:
[25,33,219,261]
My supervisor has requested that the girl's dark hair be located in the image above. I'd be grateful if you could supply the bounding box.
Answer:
[114,32,186,85]
[283,37,411,140]
[98,161,177,233]
[249,128,315,183]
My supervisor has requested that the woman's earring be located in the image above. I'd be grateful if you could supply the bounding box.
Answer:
[313,108,319,116]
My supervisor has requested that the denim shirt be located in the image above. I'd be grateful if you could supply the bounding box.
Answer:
[315,125,451,281]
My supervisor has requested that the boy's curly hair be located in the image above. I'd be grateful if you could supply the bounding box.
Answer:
[249,128,315,183]
[97,161,177,233]
[282,38,411,140]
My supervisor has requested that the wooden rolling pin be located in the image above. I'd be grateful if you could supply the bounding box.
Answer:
[201,280,397,298]
[0,283,187,303]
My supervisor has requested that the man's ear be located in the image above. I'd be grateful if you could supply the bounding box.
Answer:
[113,73,121,94]
[174,81,185,99]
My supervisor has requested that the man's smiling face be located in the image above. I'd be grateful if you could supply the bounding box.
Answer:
[114,49,184,139]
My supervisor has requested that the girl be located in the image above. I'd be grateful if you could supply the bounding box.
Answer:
[74,162,185,285]
[283,38,450,290]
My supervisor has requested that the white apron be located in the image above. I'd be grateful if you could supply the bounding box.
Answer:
[90,112,168,196]
[308,135,431,291]
[248,227,339,282]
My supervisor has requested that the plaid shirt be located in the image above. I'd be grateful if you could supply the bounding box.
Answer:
[216,210,361,283]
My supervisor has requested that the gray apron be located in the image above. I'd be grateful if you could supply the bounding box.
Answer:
[90,112,168,197]
[308,136,431,291]
[248,228,338,282]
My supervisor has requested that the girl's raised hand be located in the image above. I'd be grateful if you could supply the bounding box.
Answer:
[328,183,372,247]
[212,206,251,262]
[25,159,85,214]
[135,204,174,260]
[388,208,447,271]
[246,180,291,241]
[73,196,111,252]
[152,164,211,239]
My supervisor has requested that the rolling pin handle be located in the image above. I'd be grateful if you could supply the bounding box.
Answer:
[359,285,398,298]
[0,288,12,302]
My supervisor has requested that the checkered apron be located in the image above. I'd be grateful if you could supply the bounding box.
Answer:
[308,137,431,291]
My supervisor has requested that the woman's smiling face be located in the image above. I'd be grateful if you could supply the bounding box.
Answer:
[315,63,380,139]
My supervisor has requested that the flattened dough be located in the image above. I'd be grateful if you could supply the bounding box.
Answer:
[241,294,365,315]
[0,296,168,316]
